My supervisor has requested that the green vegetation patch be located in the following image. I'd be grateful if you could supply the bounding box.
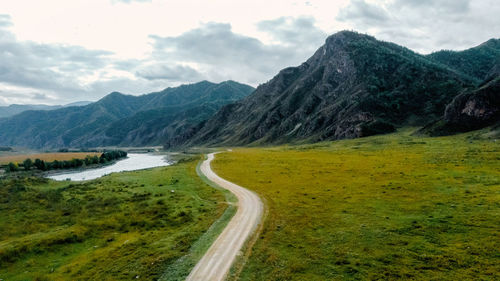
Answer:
[158,155,237,281]
[212,130,500,280]
[0,156,227,281]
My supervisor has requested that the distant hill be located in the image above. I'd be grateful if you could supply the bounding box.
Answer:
[0,81,254,148]
[0,101,92,119]
[167,31,481,148]
[427,39,500,82]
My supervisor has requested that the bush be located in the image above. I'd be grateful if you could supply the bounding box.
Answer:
[6,162,19,172]
[23,159,33,171]
[100,150,127,162]
[360,120,396,137]
[34,159,44,170]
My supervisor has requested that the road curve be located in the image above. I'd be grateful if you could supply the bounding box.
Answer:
[186,152,264,281]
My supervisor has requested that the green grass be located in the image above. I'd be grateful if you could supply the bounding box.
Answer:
[212,129,500,280]
[0,155,229,281]
[158,156,237,280]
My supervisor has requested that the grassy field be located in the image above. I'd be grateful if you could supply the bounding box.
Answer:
[0,153,101,165]
[212,129,500,280]
[0,156,230,281]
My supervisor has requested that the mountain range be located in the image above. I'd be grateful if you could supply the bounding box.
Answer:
[166,31,499,148]
[0,101,91,119]
[0,31,498,150]
[0,81,254,148]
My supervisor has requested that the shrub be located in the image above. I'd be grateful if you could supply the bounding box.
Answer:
[360,120,396,137]
[23,159,33,171]
[6,162,19,172]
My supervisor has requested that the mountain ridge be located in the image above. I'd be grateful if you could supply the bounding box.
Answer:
[0,101,92,119]
[0,81,254,148]
[167,31,487,148]
[426,38,500,82]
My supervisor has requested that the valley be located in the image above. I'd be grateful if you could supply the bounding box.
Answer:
[0,6,498,279]
[0,156,232,281]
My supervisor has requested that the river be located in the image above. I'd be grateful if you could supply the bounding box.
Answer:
[47,153,170,181]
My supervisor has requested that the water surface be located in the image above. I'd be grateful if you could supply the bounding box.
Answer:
[48,153,170,181]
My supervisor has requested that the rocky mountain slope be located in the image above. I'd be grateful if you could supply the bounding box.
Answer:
[422,76,499,135]
[0,81,253,148]
[167,31,481,148]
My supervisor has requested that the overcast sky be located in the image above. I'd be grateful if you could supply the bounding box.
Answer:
[0,0,498,105]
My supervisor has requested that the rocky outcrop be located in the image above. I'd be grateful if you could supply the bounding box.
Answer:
[419,76,499,136]
[443,76,500,132]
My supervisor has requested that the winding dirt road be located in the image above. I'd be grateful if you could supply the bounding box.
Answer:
[186,152,263,281]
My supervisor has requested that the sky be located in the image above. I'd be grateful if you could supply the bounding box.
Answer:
[0,0,498,105]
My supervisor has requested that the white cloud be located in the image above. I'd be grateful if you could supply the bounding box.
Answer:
[135,64,203,82]
[337,0,500,54]
[0,13,329,105]
[149,19,327,85]
[0,0,497,105]
[112,0,152,4]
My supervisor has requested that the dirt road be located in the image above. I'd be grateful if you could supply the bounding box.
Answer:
[186,152,263,281]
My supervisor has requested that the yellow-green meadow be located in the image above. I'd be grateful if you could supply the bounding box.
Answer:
[213,130,500,280]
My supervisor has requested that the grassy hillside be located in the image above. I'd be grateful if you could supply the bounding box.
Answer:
[0,157,230,281]
[212,129,500,280]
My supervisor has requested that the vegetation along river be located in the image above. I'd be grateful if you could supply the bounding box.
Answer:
[48,153,170,181]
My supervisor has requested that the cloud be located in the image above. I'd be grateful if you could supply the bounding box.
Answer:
[136,64,203,81]
[393,0,470,13]
[33,93,49,100]
[0,35,113,99]
[337,0,500,53]
[0,14,12,28]
[112,0,152,4]
[257,16,327,48]
[0,14,119,102]
[0,86,57,105]
[0,15,328,105]
[0,15,162,104]
[149,18,327,85]
[337,0,390,24]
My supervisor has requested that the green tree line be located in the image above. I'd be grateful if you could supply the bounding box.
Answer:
[4,150,127,173]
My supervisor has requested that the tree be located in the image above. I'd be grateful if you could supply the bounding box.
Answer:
[75,158,84,167]
[34,159,43,170]
[100,156,107,164]
[6,162,19,172]
[23,158,33,171]
[40,160,48,171]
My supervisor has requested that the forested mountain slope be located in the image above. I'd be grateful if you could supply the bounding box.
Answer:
[0,81,253,148]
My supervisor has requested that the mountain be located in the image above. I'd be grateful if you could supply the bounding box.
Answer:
[427,38,500,82]
[0,81,254,148]
[166,31,478,148]
[421,76,500,136]
[66,101,94,107]
[0,102,92,119]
